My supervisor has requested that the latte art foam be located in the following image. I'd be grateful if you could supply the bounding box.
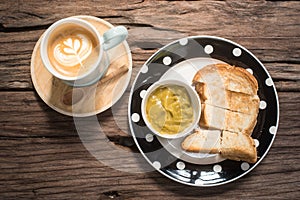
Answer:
[53,34,92,67]
[47,25,99,78]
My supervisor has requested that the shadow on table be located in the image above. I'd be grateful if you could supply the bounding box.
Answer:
[34,90,243,196]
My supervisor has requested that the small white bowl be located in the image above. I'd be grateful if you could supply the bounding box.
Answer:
[141,79,201,139]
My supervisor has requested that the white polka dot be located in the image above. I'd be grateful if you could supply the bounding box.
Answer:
[254,139,259,147]
[141,65,148,73]
[176,161,185,170]
[179,38,188,46]
[192,171,198,176]
[153,161,161,169]
[213,164,222,173]
[195,179,203,185]
[163,56,172,66]
[246,68,253,75]
[259,100,267,109]
[241,162,250,171]
[233,48,242,57]
[140,90,147,99]
[204,45,214,54]
[131,113,140,122]
[269,126,277,135]
[265,78,273,86]
[145,134,154,142]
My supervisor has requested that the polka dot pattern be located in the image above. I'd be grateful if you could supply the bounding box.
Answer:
[241,162,250,171]
[246,68,253,75]
[176,161,185,170]
[269,126,277,135]
[145,133,154,142]
[140,90,146,99]
[260,100,267,109]
[153,161,161,169]
[232,48,242,57]
[131,113,140,123]
[141,65,148,74]
[213,165,222,173]
[129,36,279,186]
[265,78,273,86]
[163,56,172,66]
[204,45,214,54]
[179,38,188,46]
[254,139,260,147]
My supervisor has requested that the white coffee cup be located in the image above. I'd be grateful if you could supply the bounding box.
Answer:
[40,17,128,87]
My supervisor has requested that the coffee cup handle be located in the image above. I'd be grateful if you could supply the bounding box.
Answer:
[103,26,128,50]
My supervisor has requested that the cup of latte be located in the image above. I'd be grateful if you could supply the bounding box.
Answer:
[40,17,128,87]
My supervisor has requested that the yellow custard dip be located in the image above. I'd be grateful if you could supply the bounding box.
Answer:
[146,85,194,135]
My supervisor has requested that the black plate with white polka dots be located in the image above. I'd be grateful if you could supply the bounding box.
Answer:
[128,36,279,186]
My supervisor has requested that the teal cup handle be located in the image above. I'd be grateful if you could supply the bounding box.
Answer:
[103,26,128,50]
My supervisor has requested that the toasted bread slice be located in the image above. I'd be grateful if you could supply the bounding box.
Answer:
[220,130,257,163]
[195,82,260,115]
[181,130,257,163]
[200,104,257,135]
[193,63,258,95]
[181,129,221,153]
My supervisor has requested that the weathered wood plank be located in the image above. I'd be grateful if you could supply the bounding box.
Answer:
[0,1,299,90]
[1,1,299,38]
[1,32,299,64]
[0,130,298,199]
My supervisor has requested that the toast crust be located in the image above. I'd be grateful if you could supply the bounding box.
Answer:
[181,129,221,153]
[193,63,258,95]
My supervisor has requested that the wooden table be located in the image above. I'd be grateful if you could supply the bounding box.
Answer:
[1,1,299,199]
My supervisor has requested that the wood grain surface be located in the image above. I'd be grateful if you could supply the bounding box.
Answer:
[0,0,299,199]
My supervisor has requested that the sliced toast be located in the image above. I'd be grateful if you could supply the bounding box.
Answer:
[181,129,221,153]
[184,63,259,163]
[181,130,257,163]
[200,104,257,135]
[195,82,260,115]
[193,63,258,96]
[220,130,257,163]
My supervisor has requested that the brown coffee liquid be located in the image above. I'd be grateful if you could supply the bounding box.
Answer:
[47,24,100,78]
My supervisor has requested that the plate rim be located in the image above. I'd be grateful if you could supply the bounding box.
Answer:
[128,35,279,186]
